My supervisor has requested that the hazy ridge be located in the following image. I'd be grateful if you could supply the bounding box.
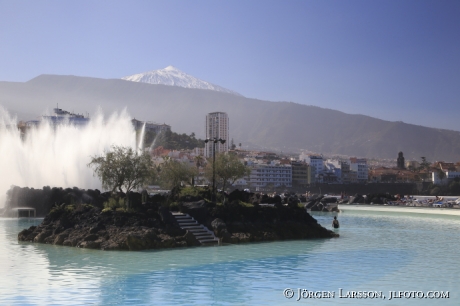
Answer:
[1,74,459,162]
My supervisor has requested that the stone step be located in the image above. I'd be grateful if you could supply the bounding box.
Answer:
[171,212,219,246]
[177,222,198,226]
[200,240,219,244]
[197,232,215,236]
[181,225,202,229]
[196,236,215,240]
[175,218,194,221]
[195,233,214,237]
[199,238,219,243]
[188,229,208,233]
[187,227,209,232]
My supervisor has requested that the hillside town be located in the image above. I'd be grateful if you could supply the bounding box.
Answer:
[130,111,460,194]
[19,108,460,195]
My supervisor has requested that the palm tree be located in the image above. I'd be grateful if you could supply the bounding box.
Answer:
[194,155,205,168]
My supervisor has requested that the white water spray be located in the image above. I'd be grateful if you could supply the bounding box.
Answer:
[148,130,164,152]
[137,122,146,151]
[0,107,139,207]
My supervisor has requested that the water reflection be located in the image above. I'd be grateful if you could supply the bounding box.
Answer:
[95,248,410,305]
[0,218,51,305]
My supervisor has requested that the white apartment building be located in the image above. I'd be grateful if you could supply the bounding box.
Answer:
[350,157,368,183]
[432,170,460,185]
[303,155,324,179]
[247,164,292,190]
[194,147,205,156]
[205,112,229,158]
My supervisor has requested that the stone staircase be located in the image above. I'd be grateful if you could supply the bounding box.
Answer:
[171,212,219,246]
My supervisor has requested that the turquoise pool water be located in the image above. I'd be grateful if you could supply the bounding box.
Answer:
[1,209,459,305]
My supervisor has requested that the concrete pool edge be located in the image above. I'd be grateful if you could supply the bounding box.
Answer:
[338,204,460,216]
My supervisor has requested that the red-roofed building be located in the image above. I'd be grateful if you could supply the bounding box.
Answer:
[151,146,170,157]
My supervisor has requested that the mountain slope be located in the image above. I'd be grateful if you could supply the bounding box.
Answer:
[122,66,242,96]
[0,74,459,162]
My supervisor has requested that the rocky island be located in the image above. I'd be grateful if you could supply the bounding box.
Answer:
[17,187,338,251]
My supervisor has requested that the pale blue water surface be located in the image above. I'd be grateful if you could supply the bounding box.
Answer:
[1,209,459,305]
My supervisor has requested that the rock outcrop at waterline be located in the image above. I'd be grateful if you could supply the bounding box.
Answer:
[305,195,340,212]
[18,192,338,251]
[6,186,106,217]
[18,204,200,250]
[180,200,338,244]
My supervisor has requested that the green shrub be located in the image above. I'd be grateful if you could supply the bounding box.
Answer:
[74,203,95,212]
[50,203,75,214]
[169,202,179,212]
[179,186,201,198]
[103,197,126,210]
[48,203,77,220]
[239,201,254,208]
[65,204,75,211]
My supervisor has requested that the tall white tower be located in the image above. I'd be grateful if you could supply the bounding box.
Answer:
[205,112,229,157]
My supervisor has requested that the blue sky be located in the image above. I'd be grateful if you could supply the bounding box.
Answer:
[1,0,459,131]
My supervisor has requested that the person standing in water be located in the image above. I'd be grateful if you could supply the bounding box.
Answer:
[332,216,340,229]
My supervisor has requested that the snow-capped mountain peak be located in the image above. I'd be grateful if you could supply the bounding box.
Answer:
[121,66,242,96]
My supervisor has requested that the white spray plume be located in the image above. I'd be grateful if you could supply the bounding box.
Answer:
[0,106,138,207]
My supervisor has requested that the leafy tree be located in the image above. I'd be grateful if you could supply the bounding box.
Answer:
[158,157,197,189]
[88,146,155,193]
[205,153,251,192]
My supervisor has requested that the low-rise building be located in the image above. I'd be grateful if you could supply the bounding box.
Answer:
[291,161,309,189]
[132,119,171,134]
[247,163,292,191]
[341,161,351,184]
[307,165,316,184]
[432,170,460,185]
[350,157,368,183]
[301,155,324,183]
[194,147,205,156]
[369,167,418,183]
